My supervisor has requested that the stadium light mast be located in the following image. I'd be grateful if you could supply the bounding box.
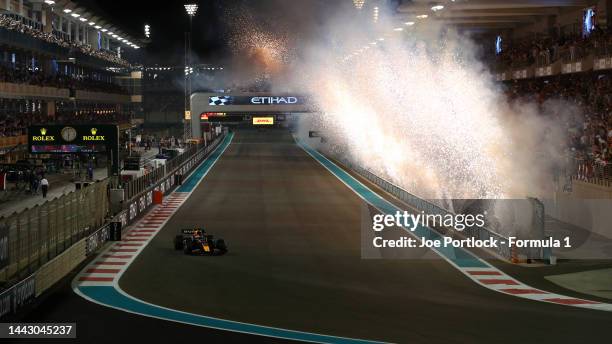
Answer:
[353,0,365,10]
[185,4,198,16]
[183,4,198,141]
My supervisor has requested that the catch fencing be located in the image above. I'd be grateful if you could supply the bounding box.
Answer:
[0,180,109,287]
[124,143,203,200]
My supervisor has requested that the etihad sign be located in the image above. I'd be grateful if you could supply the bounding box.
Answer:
[31,127,55,142]
[250,96,298,105]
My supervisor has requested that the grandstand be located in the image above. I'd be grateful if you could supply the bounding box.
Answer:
[0,0,145,214]
[485,12,612,188]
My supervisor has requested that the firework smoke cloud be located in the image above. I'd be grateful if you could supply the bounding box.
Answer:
[284,3,574,202]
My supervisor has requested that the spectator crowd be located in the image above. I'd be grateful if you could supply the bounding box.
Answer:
[494,23,612,182]
[0,14,129,67]
[495,26,612,69]
[0,65,127,94]
[0,64,127,93]
[505,72,612,181]
[0,64,61,86]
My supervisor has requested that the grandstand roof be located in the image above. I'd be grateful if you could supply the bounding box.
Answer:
[54,0,144,48]
[397,0,593,31]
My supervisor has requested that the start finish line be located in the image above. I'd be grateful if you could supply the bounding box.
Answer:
[190,92,313,137]
[208,95,304,106]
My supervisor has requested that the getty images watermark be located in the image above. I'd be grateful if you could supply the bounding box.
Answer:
[369,210,570,250]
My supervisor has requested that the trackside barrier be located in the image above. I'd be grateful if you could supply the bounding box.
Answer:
[334,156,547,262]
[0,273,35,318]
[0,179,109,287]
[25,214,120,315]
[35,239,87,297]
[0,211,118,319]
[85,223,112,256]
[0,221,113,318]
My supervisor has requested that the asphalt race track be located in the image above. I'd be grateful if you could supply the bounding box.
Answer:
[16,128,612,343]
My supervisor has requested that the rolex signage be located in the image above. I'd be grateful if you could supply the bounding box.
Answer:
[82,128,106,142]
[29,125,116,147]
[28,125,121,176]
[30,127,56,142]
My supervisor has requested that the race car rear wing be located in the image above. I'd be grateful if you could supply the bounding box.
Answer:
[181,228,205,234]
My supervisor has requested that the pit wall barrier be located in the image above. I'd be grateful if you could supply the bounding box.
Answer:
[123,131,225,223]
[329,154,548,262]
[123,132,222,200]
[0,131,227,319]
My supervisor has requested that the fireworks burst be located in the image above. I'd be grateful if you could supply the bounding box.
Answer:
[226,4,295,84]
[294,20,568,200]
[221,2,568,200]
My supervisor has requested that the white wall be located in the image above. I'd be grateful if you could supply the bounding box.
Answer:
[543,190,612,239]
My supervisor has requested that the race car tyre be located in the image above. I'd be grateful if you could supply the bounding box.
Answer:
[215,239,227,254]
[174,235,184,250]
[183,238,193,255]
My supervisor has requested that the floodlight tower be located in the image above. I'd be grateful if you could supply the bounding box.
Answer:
[183,4,198,140]
[353,0,365,10]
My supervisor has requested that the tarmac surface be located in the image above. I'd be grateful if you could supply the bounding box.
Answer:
[15,128,612,343]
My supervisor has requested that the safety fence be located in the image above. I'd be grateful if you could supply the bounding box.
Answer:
[0,180,109,287]
[0,131,227,318]
[0,221,109,318]
[334,156,548,262]
[123,139,216,200]
[572,157,612,187]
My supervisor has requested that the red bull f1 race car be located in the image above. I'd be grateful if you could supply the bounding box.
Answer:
[173,228,228,255]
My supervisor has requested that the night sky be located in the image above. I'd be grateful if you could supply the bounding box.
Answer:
[75,0,229,65]
[74,1,399,66]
